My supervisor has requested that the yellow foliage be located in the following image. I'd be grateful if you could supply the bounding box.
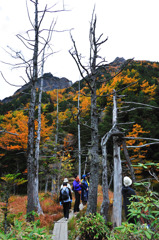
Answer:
[80,96,91,112]
[141,80,157,100]
[47,89,65,103]
[124,124,150,178]
[0,111,53,152]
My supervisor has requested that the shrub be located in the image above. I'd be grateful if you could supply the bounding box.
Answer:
[76,213,110,240]
[109,180,159,240]
[109,222,158,240]
[0,219,52,240]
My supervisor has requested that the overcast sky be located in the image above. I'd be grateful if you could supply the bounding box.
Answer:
[0,0,159,100]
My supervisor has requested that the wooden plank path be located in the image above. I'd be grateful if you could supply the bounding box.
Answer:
[52,210,74,240]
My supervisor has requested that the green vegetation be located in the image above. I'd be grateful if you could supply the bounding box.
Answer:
[76,213,110,240]
[0,219,52,240]
[0,60,159,239]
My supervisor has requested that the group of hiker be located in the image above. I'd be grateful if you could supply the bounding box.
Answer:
[59,174,140,224]
[59,173,90,220]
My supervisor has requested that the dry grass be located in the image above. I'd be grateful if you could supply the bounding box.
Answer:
[0,186,113,230]
[0,193,63,230]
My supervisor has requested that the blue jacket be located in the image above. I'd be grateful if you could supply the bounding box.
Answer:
[73,180,82,192]
[81,179,88,190]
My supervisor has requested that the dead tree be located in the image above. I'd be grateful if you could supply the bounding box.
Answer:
[100,124,117,223]
[112,90,122,227]
[11,0,56,220]
[26,0,39,221]
[101,88,159,226]
[34,48,46,215]
[69,10,108,214]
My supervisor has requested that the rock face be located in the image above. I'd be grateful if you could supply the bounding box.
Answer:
[15,73,72,94]
[110,57,126,66]
[2,73,72,103]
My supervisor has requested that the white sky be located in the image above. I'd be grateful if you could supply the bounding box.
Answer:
[0,0,159,100]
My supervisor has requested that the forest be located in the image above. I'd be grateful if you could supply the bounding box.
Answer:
[0,0,159,239]
[0,59,159,239]
[1,59,159,186]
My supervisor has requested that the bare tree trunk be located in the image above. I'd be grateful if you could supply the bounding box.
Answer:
[78,80,81,180]
[27,82,36,221]
[27,0,38,221]
[100,124,117,222]
[113,137,122,227]
[100,141,109,223]
[112,91,122,227]
[87,79,99,214]
[34,49,45,215]
[55,89,59,145]
[55,89,62,193]
[69,12,108,214]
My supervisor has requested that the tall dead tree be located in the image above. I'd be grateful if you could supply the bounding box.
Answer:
[34,48,46,215]
[112,90,122,227]
[1,0,63,219]
[22,0,55,220]
[78,80,81,179]
[69,10,108,214]
[101,87,159,225]
[26,0,39,220]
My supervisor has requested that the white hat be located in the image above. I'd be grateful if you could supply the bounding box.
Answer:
[63,178,68,183]
[123,176,132,187]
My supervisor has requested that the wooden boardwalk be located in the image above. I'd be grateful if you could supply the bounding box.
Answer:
[52,203,83,240]
[52,211,74,240]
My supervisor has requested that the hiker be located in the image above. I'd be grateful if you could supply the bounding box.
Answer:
[122,176,138,224]
[61,178,72,209]
[72,174,82,213]
[81,174,89,205]
[59,181,72,220]
[60,178,72,191]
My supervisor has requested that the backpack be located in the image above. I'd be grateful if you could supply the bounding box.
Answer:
[61,188,69,201]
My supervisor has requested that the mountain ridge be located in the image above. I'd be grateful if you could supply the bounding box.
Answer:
[1,73,72,104]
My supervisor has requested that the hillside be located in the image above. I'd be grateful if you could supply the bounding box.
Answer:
[0,58,159,191]
[1,73,72,104]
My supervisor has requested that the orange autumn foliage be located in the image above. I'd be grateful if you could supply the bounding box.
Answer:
[47,89,65,103]
[0,111,53,151]
[96,71,139,106]
[5,194,63,229]
[140,80,157,100]
[124,124,150,176]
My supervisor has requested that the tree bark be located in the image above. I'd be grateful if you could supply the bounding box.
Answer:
[27,81,36,221]
[100,124,118,222]
[112,90,122,227]
[69,12,108,214]
[34,54,45,215]
[100,141,109,223]
[78,80,81,180]
[113,137,122,227]
[27,0,39,221]
[87,77,99,214]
